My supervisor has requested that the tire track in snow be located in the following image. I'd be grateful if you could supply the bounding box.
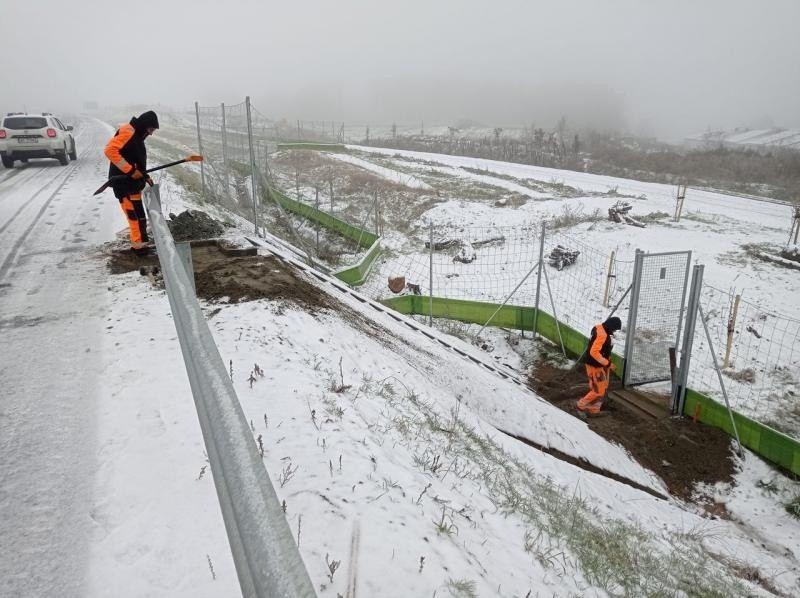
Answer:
[0,146,93,238]
[0,163,82,282]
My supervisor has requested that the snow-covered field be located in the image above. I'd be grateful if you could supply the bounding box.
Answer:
[4,115,798,596]
[327,145,800,433]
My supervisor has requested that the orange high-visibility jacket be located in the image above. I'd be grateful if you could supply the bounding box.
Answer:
[104,119,149,199]
[585,323,612,368]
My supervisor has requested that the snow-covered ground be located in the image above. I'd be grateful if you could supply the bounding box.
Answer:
[325,152,432,190]
[339,145,800,431]
[3,116,799,596]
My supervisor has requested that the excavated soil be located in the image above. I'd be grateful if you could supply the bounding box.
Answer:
[529,361,737,503]
[103,208,333,313]
[102,241,333,314]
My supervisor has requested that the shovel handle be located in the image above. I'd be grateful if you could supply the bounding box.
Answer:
[93,155,203,195]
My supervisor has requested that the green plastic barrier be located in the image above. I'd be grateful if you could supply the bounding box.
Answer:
[683,389,800,475]
[379,295,623,369]
[332,238,382,286]
[266,187,377,248]
[264,186,381,287]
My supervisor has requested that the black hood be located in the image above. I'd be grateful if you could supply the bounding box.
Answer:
[602,316,622,334]
[131,110,159,133]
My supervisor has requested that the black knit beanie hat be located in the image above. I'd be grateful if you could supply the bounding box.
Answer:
[136,110,160,130]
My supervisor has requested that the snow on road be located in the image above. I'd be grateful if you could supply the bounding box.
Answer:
[0,117,235,597]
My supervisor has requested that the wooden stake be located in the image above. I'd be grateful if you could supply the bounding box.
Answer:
[602,250,616,308]
[723,294,741,369]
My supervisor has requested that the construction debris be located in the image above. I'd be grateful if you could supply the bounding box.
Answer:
[608,201,646,228]
[548,245,580,270]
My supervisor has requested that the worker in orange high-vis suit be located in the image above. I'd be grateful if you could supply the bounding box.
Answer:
[576,316,622,418]
[104,110,159,255]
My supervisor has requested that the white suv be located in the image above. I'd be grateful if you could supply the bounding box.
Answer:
[0,112,77,168]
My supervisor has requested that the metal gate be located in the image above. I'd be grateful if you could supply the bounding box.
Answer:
[623,250,692,386]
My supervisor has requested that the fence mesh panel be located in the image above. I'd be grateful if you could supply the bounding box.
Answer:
[625,252,690,385]
[693,285,800,437]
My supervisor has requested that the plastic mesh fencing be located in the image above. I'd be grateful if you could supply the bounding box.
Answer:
[693,285,800,437]
[625,252,691,386]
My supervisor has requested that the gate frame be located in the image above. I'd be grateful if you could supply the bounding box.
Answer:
[623,249,692,387]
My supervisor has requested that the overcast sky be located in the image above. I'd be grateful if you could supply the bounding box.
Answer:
[2,0,798,140]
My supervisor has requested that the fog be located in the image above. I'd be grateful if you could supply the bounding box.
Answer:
[3,0,798,141]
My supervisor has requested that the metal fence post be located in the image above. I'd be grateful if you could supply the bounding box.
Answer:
[315,186,320,253]
[673,250,693,354]
[194,101,206,199]
[221,102,230,196]
[698,303,744,456]
[245,96,259,235]
[622,249,644,386]
[532,220,546,338]
[672,264,704,415]
[429,221,434,327]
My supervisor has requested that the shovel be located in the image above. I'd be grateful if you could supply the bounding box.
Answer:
[93,155,203,196]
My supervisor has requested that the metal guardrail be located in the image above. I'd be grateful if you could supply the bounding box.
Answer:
[143,185,316,598]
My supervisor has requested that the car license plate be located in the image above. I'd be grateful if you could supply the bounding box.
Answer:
[18,138,38,144]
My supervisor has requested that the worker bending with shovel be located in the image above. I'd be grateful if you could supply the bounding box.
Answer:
[103,110,159,256]
[576,316,622,419]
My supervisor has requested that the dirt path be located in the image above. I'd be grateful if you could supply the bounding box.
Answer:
[529,361,737,504]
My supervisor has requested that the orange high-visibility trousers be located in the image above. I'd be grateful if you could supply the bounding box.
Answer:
[576,364,609,414]
[118,194,148,248]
